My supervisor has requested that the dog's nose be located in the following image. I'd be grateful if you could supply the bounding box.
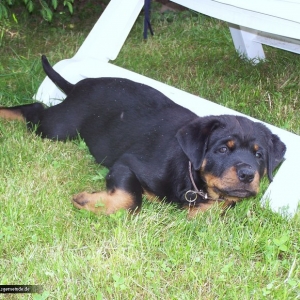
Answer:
[237,167,255,183]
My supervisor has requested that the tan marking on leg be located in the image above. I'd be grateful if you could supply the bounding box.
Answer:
[143,189,161,203]
[72,189,138,214]
[206,186,222,200]
[0,108,25,121]
[182,185,243,218]
[222,199,238,209]
[220,199,240,216]
[185,197,242,218]
[184,200,217,218]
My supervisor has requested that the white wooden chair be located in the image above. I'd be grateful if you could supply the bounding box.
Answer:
[174,0,300,63]
[34,0,300,216]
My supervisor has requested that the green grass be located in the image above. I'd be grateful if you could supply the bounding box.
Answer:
[0,4,300,299]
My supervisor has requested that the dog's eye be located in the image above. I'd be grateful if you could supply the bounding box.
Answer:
[255,152,262,159]
[218,146,228,153]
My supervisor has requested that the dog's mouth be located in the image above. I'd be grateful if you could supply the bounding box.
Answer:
[224,189,256,198]
[211,187,257,199]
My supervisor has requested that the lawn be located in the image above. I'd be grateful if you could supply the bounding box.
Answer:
[0,2,299,299]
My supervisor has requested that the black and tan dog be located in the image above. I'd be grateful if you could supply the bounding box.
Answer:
[0,56,286,217]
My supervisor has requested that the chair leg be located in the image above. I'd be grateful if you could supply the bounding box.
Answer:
[229,24,265,63]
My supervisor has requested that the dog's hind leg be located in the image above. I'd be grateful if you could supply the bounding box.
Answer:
[0,103,45,123]
[0,102,80,140]
[72,163,143,214]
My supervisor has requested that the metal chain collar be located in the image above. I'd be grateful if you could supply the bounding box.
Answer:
[185,161,224,203]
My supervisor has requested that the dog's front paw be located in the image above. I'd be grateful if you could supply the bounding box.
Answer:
[72,192,90,209]
[72,191,105,212]
[71,189,138,215]
[72,191,108,214]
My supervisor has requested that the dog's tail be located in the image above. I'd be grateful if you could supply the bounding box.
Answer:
[41,55,74,95]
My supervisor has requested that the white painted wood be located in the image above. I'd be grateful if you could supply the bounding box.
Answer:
[215,0,300,23]
[172,0,300,39]
[73,0,144,61]
[229,25,265,63]
[254,33,300,54]
[172,0,300,61]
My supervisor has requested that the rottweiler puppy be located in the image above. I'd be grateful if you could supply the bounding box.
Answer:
[0,56,286,217]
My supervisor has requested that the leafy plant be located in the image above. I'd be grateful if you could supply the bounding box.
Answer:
[0,0,74,21]
[273,234,290,252]
[0,0,9,19]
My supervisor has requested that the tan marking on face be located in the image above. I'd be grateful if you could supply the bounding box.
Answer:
[0,108,25,121]
[226,140,235,149]
[263,167,267,176]
[203,166,260,200]
[72,189,138,214]
[254,144,259,152]
[200,158,207,172]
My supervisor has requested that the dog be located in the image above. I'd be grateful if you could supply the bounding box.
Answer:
[0,56,286,217]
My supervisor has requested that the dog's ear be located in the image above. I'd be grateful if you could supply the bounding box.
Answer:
[267,134,286,182]
[176,117,221,170]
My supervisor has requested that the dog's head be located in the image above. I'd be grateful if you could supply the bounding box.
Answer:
[176,115,286,203]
